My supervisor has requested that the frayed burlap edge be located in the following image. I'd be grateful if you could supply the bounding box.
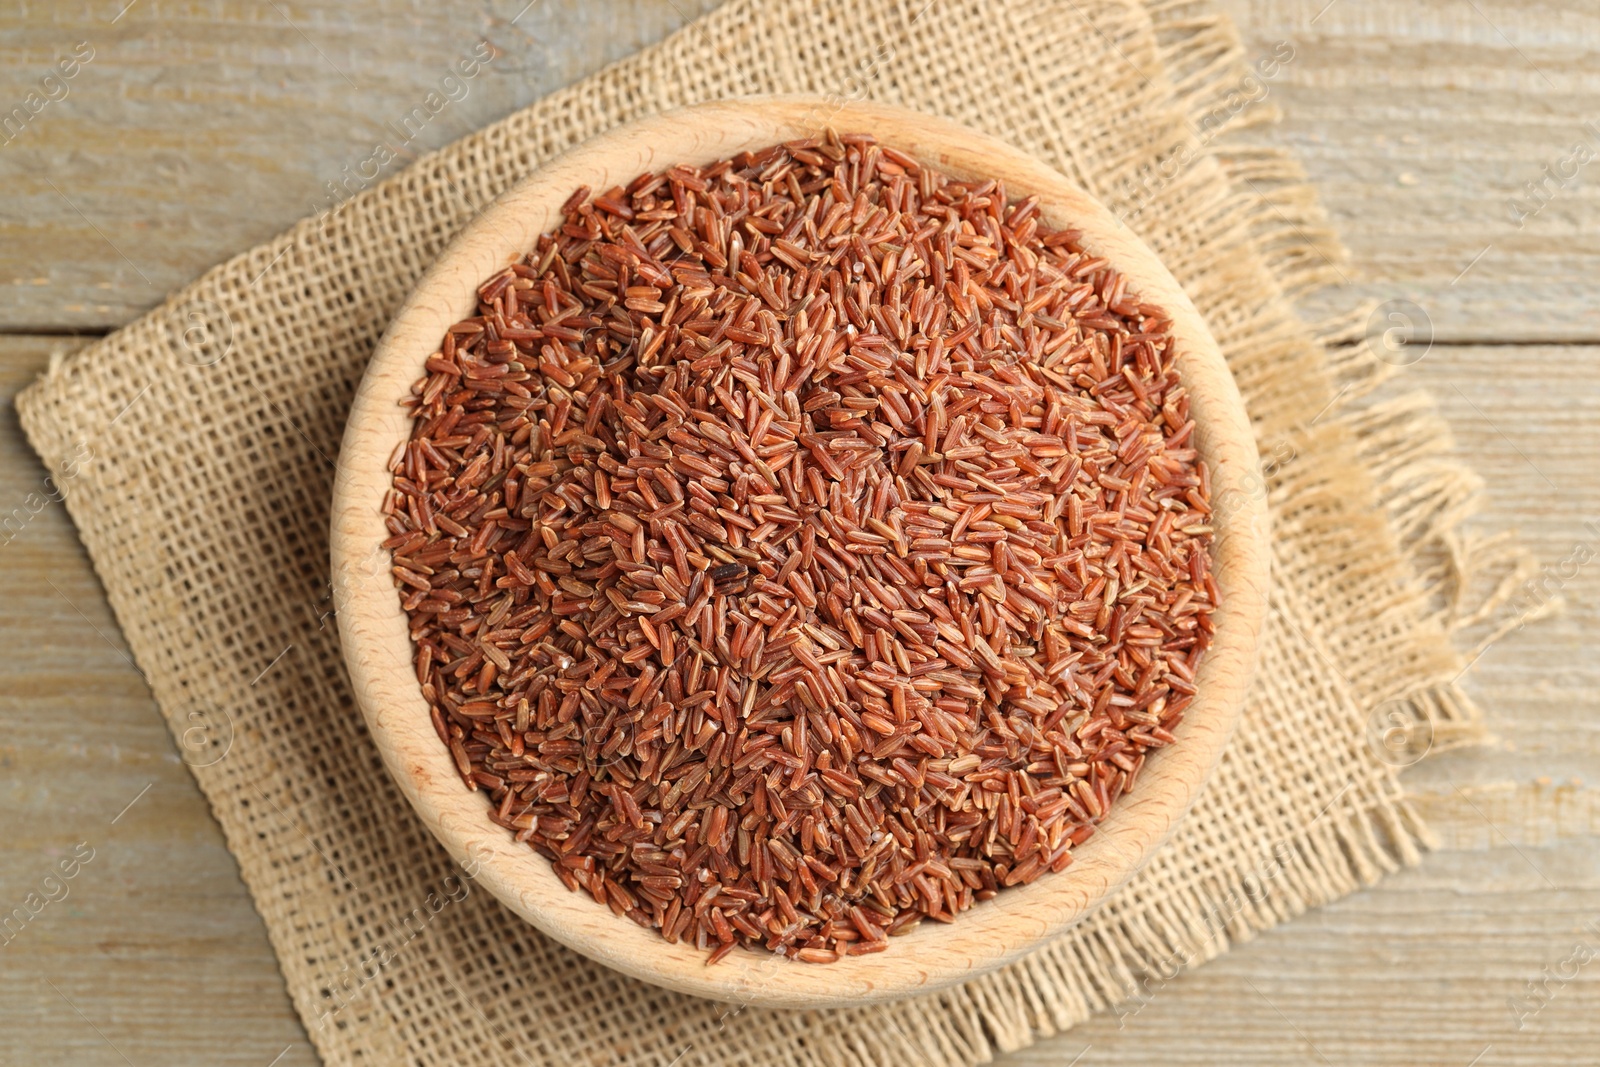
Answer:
[920,14,1537,1057]
[913,5,1514,1051]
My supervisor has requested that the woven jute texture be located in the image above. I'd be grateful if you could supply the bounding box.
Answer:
[18,0,1498,1063]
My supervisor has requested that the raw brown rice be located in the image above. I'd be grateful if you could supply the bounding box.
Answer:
[382,133,1217,964]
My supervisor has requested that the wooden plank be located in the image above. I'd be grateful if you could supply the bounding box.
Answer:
[1009,841,1600,1066]
[0,0,722,331]
[6,0,1598,342]
[1397,343,1600,851]
[1213,0,1600,343]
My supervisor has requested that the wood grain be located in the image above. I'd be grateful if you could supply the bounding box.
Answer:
[331,96,1271,1008]
[0,0,722,331]
[1213,0,1600,343]
[5,0,1597,342]
[0,0,1595,1061]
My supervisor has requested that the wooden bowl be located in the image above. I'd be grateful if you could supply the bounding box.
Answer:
[331,97,1270,1008]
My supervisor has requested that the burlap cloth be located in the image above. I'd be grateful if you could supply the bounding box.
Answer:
[17,0,1510,1063]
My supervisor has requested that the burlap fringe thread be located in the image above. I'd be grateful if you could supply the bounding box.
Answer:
[17,0,1533,1063]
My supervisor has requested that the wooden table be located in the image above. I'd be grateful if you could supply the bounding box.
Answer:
[2,2,1595,1064]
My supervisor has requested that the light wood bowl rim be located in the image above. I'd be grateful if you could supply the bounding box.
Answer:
[331,96,1271,1009]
